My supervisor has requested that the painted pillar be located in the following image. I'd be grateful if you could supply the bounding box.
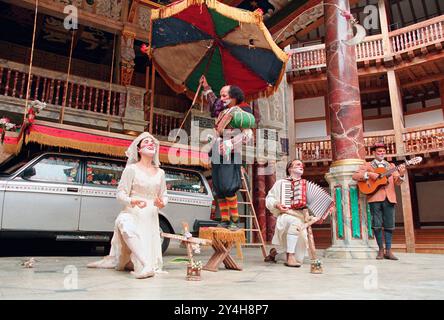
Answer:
[324,0,376,258]
[253,162,267,242]
[265,161,277,242]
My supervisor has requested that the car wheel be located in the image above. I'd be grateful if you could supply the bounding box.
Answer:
[159,217,173,254]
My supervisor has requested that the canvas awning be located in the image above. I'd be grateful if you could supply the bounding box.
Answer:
[10,120,210,168]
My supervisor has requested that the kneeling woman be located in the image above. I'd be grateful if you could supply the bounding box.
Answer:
[88,132,168,279]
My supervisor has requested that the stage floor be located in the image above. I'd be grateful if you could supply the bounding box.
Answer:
[312,227,444,253]
[1,244,443,300]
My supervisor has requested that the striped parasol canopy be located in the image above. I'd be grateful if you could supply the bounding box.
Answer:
[148,0,288,101]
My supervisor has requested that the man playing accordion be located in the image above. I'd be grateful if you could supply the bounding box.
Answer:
[265,159,333,268]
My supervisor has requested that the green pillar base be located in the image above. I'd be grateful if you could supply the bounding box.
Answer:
[325,161,375,259]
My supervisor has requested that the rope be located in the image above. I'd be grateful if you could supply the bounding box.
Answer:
[59,30,76,123]
[273,2,357,43]
[23,0,39,121]
[107,33,117,131]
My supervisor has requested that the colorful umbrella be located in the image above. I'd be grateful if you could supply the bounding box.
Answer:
[148,0,288,100]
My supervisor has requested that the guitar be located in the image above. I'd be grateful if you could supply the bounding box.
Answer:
[358,157,422,195]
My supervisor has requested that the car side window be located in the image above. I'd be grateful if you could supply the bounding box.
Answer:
[22,156,81,184]
[86,160,125,187]
[164,168,207,194]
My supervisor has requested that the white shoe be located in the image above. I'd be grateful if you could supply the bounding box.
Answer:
[131,266,155,279]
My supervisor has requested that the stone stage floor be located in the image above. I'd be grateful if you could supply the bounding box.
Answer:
[0,244,443,300]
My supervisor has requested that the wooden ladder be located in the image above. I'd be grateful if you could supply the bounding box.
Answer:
[238,166,267,258]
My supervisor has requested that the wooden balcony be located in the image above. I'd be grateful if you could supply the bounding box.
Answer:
[295,123,444,163]
[288,15,444,74]
[0,59,190,136]
[0,60,126,117]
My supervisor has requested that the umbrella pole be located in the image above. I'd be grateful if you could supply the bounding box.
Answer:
[172,46,215,141]
[173,81,203,142]
[59,30,75,124]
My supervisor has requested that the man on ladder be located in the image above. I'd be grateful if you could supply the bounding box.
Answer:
[200,76,254,231]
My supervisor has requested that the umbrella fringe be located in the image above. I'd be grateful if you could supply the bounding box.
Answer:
[150,0,289,101]
[151,0,288,62]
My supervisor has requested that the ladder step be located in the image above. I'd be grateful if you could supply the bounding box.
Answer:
[238,215,255,218]
[237,201,252,205]
[244,228,260,232]
[239,189,248,192]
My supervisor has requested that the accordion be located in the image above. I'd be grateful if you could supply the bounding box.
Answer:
[280,180,333,220]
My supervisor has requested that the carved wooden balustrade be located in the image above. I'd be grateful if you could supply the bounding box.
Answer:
[296,124,444,163]
[288,15,444,72]
[356,34,384,61]
[390,16,444,55]
[403,123,444,155]
[0,60,126,116]
[150,109,184,138]
[295,130,397,161]
[290,44,326,71]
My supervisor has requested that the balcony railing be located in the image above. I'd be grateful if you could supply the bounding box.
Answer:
[356,34,384,61]
[150,109,184,138]
[295,124,444,162]
[0,60,126,116]
[288,15,444,72]
[390,16,444,55]
[403,123,444,154]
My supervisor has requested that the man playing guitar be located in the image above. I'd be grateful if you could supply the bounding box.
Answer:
[352,142,406,260]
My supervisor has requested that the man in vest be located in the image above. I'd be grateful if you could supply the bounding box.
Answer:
[352,142,406,260]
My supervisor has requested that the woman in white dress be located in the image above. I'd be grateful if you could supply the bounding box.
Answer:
[87,132,168,279]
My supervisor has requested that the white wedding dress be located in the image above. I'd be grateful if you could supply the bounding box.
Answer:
[88,164,168,275]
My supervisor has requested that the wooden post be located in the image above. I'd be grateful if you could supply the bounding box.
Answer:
[400,172,416,253]
[409,172,421,229]
[378,0,392,60]
[285,76,296,159]
[387,69,415,253]
[387,70,405,154]
[440,80,444,117]
[149,65,155,134]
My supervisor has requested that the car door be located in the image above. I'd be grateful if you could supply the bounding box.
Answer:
[78,159,125,232]
[1,155,82,231]
[160,167,213,233]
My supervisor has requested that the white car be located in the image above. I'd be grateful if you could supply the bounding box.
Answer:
[0,152,215,253]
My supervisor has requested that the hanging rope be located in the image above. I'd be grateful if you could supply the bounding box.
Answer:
[59,29,76,124]
[23,0,39,122]
[107,33,117,131]
[273,3,359,44]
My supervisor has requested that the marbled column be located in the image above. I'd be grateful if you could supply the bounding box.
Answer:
[325,0,365,161]
[265,162,277,242]
[253,162,267,242]
[324,0,375,258]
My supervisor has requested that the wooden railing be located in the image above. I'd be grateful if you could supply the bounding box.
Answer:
[356,34,384,61]
[290,44,326,71]
[390,16,444,55]
[296,124,444,162]
[0,60,126,116]
[363,130,397,156]
[288,15,444,72]
[403,123,444,154]
[295,130,397,161]
[150,108,184,138]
